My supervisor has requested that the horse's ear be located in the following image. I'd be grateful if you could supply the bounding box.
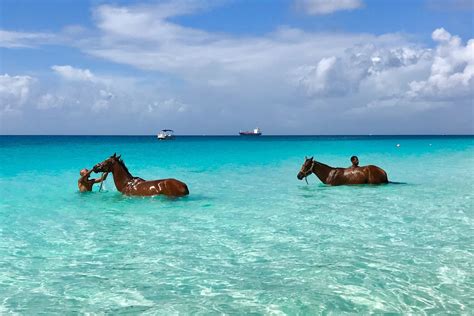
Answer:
[112,153,116,158]
[310,156,314,161]
[305,156,308,160]
[117,155,121,160]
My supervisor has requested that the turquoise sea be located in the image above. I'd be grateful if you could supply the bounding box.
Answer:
[0,135,473,314]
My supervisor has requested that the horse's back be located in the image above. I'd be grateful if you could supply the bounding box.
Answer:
[132,178,189,196]
[155,178,189,196]
[167,178,189,196]
[366,165,388,183]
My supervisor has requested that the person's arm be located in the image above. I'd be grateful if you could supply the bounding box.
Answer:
[94,172,109,184]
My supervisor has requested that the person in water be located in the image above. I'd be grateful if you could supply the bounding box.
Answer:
[78,168,108,192]
[350,156,359,168]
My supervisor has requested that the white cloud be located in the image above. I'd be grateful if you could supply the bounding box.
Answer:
[295,44,431,97]
[282,26,474,128]
[25,66,118,112]
[37,93,66,109]
[92,3,210,41]
[407,28,474,101]
[295,56,346,96]
[0,74,35,113]
[0,30,54,48]
[91,90,115,112]
[341,28,473,116]
[432,28,451,42]
[83,2,407,91]
[33,65,186,118]
[51,65,97,82]
[147,98,188,113]
[295,0,363,15]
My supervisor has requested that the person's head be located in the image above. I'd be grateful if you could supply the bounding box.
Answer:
[351,156,359,166]
[80,168,89,177]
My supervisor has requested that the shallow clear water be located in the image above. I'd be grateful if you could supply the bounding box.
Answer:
[0,136,473,314]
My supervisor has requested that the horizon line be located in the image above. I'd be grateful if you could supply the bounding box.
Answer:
[1,134,473,137]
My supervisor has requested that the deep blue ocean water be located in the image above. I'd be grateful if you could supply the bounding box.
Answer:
[0,135,473,314]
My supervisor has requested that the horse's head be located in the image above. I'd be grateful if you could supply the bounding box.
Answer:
[93,153,121,173]
[297,156,314,180]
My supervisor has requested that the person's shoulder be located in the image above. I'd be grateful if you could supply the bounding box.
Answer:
[79,177,93,184]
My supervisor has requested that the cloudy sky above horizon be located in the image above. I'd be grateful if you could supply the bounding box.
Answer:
[1,0,473,135]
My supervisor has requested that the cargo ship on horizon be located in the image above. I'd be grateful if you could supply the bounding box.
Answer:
[239,128,262,136]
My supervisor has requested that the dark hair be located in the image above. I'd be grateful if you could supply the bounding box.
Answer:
[115,157,132,178]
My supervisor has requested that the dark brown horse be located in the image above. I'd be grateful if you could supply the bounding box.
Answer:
[297,156,388,185]
[93,154,189,197]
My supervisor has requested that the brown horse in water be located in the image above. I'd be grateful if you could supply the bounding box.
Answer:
[93,154,189,197]
[297,157,388,185]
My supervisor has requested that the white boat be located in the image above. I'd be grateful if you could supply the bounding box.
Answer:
[157,129,175,140]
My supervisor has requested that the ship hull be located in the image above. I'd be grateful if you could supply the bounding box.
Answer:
[239,132,262,136]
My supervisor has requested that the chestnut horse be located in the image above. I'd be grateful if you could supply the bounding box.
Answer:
[297,156,388,185]
[93,154,189,197]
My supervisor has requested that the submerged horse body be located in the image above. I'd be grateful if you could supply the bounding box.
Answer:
[297,157,388,185]
[93,154,189,197]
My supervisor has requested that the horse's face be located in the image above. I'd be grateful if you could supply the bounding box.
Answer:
[297,157,314,180]
[93,153,120,173]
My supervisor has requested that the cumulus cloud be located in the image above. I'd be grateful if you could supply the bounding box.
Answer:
[37,93,66,109]
[295,44,431,97]
[0,74,35,113]
[339,28,473,117]
[281,26,474,130]
[42,65,119,112]
[407,28,474,101]
[91,89,114,112]
[295,56,347,96]
[147,98,188,113]
[51,65,97,82]
[295,0,363,15]
[38,66,116,112]
[33,65,188,119]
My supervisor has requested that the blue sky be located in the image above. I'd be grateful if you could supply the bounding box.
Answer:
[1,0,473,134]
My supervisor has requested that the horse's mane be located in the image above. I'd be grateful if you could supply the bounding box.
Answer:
[314,160,334,170]
[115,158,133,178]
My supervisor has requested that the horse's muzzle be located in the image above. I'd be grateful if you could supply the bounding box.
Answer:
[297,173,304,180]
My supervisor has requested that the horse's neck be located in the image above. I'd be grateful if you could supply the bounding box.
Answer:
[112,162,133,192]
[312,161,334,184]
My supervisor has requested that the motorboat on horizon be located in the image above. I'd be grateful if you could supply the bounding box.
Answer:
[157,129,175,140]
